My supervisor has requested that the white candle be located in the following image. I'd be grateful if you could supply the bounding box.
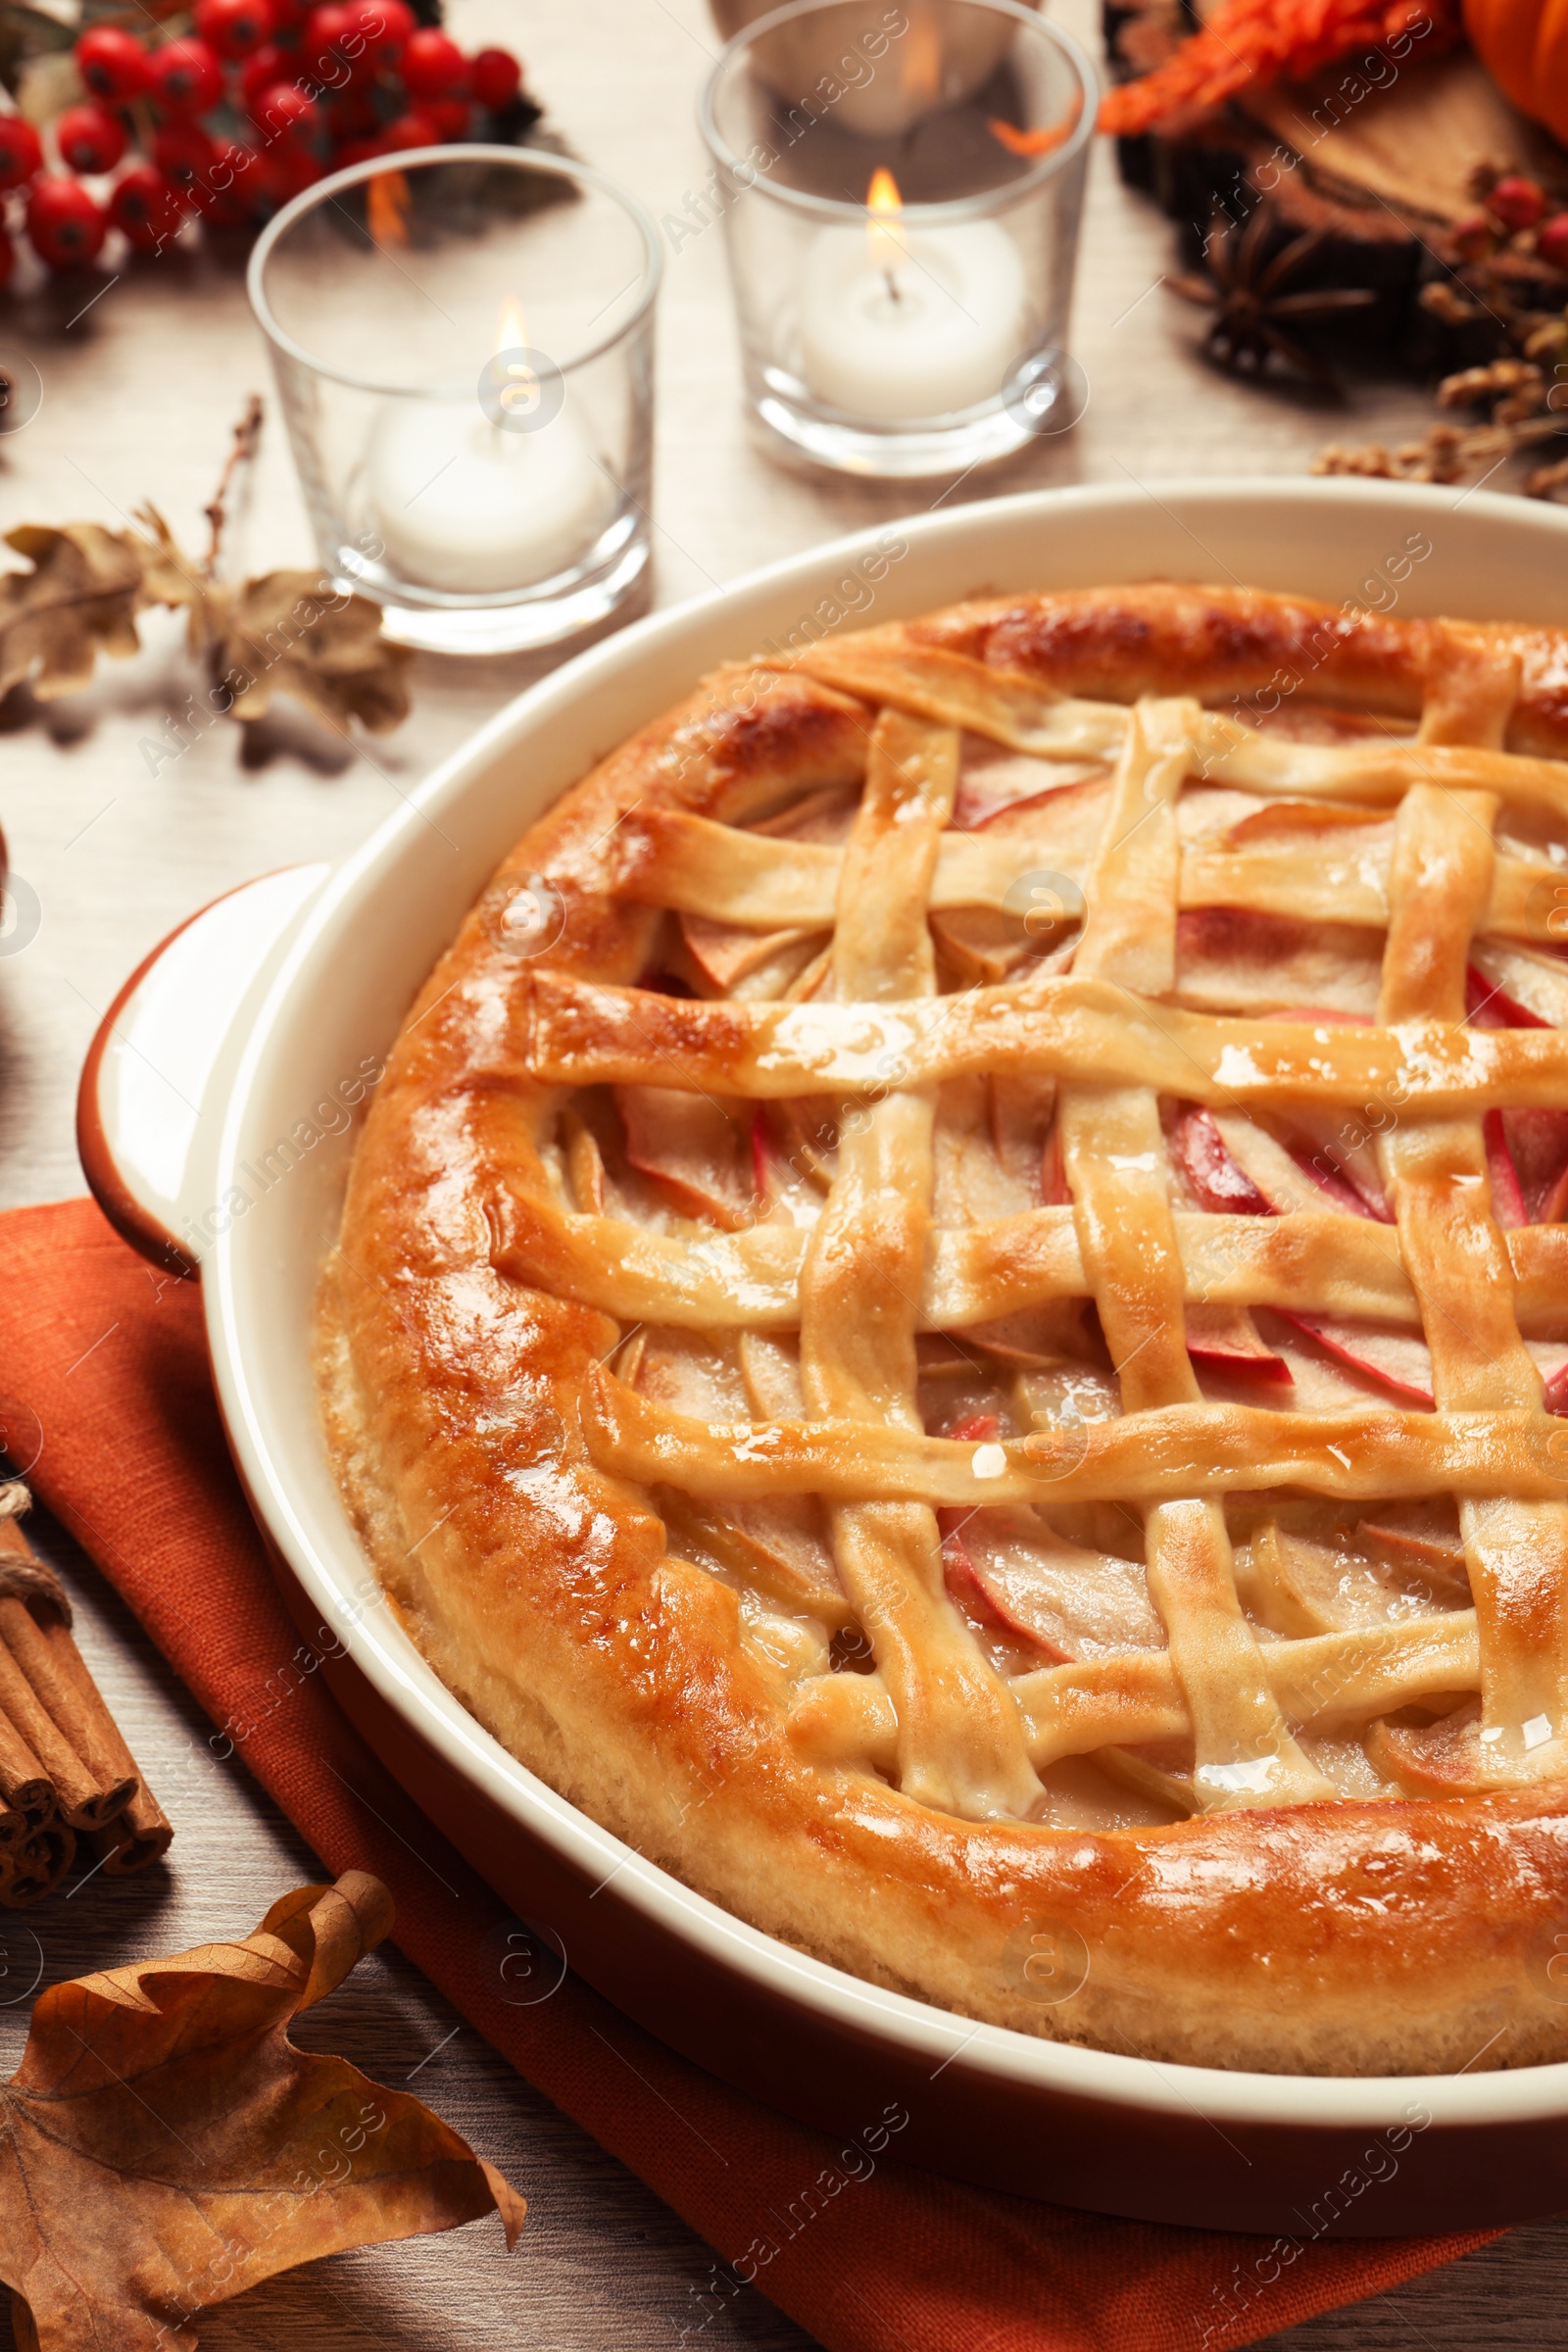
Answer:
[367,392,613,595]
[799,172,1027,422]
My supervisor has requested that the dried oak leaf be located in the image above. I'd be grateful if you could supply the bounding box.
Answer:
[192,570,413,734]
[0,1870,524,2352]
[0,507,409,738]
[0,523,192,705]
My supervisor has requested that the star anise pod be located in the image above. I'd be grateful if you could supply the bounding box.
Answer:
[1169,207,1376,390]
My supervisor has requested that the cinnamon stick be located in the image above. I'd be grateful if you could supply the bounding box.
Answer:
[89,1802,172,1875]
[0,1497,171,1855]
[0,1819,74,1907]
[0,1614,132,1829]
[0,1585,144,1820]
[0,1703,52,1837]
[23,1611,172,1855]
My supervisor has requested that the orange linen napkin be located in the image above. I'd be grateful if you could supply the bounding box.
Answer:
[0,1197,1497,2352]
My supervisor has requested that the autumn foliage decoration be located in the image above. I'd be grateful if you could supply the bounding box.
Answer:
[0,1873,524,2352]
[1100,0,1465,136]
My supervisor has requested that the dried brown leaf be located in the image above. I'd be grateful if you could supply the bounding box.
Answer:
[0,1870,524,2352]
[127,504,206,611]
[0,505,409,742]
[0,523,189,704]
[196,570,413,735]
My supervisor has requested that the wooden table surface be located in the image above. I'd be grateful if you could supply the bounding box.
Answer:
[0,1,1558,2344]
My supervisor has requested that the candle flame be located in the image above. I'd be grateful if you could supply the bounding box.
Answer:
[867,168,902,220]
[492,298,544,424]
[866,168,906,287]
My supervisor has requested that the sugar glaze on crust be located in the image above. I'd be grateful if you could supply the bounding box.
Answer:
[320,582,1568,2076]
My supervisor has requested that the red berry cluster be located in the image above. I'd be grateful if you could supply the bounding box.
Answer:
[0,6,528,278]
[1451,173,1568,275]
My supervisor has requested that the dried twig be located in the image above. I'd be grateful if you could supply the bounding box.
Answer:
[202,392,265,579]
[1316,360,1568,494]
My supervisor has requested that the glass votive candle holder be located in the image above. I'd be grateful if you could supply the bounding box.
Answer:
[699,0,1096,478]
[248,147,662,655]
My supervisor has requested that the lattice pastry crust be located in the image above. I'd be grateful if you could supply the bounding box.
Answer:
[319,582,1568,2075]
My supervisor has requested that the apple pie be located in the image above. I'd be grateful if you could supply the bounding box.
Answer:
[320,581,1568,2075]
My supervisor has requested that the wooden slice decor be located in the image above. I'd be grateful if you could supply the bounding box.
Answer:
[1104,0,1568,370]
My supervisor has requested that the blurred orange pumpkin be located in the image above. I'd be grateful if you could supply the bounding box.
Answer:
[1465,0,1568,144]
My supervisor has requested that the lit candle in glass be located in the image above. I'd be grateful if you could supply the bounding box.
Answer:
[799,169,1027,421]
[366,301,614,594]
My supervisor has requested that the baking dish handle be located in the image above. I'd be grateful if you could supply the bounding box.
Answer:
[76,863,332,1282]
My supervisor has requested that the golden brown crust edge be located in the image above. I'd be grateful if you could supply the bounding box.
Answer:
[912,579,1568,753]
[321,582,1568,2077]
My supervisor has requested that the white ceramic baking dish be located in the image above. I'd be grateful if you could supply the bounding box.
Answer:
[80,478,1568,2235]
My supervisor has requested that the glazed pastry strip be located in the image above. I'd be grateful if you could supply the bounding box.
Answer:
[788,1611,1482,1776]
[782,637,1129,761]
[495,1153,1568,1334]
[584,1374,1568,1506]
[1375,643,1568,1784]
[794,711,1039,1820]
[512,968,1568,1110]
[1057,702,1330,1811]
[623,804,1568,951]
[1057,704,1192,1417]
[783,632,1568,821]
[1183,843,1568,949]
